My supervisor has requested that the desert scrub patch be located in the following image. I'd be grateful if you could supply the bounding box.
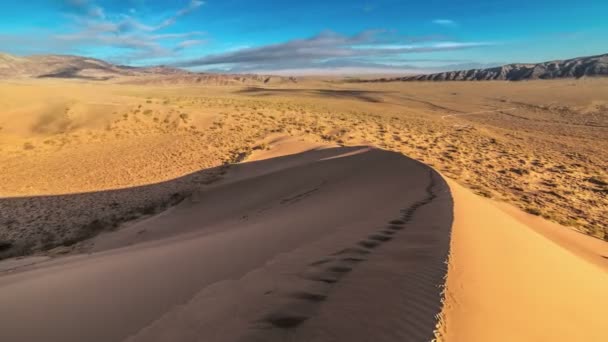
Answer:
[557,218,581,228]
[0,240,13,252]
[585,176,607,187]
[541,211,556,220]
[475,189,493,198]
[139,204,157,215]
[61,219,111,247]
[253,143,269,150]
[224,149,252,165]
[525,207,542,216]
[23,142,35,150]
[588,225,607,240]
[0,240,35,260]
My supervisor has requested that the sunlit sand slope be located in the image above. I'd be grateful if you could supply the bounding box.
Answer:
[437,179,608,341]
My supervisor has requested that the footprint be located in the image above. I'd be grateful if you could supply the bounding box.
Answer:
[332,247,370,256]
[310,258,333,266]
[253,205,441,335]
[264,314,309,328]
[369,234,392,242]
[358,240,380,249]
[307,273,340,284]
[291,292,327,302]
[340,257,366,263]
[328,265,352,273]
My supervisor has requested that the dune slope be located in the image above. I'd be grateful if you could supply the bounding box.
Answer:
[437,179,608,341]
[0,146,452,342]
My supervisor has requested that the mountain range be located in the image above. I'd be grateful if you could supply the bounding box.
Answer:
[361,53,608,82]
[1,52,607,82]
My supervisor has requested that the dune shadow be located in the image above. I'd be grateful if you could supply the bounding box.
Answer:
[235,87,389,103]
[0,146,363,260]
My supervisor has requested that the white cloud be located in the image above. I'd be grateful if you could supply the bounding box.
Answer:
[433,42,491,48]
[173,30,491,72]
[432,19,457,27]
[158,0,205,30]
[49,1,206,63]
[174,39,206,51]
[88,6,105,19]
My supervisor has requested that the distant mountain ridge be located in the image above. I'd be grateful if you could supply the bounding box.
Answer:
[0,53,297,85]
[361,53,608,82]
[0,54,182,79]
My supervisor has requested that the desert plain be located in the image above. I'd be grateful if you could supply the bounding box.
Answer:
[0,76,607,341]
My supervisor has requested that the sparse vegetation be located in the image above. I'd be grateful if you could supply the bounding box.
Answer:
[1,78,607,259]
[253,143,269,150]
[0,240,13,252]
[525,207,542,216]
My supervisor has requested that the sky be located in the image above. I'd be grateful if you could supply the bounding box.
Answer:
[0,0,607,75]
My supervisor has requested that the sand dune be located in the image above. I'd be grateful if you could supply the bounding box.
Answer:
[1,79,606,256]
[1,137,606,341]
[0,77,606,342]
[0,146,452,342]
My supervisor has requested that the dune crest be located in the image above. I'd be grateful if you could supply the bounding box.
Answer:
[0,146,453,342]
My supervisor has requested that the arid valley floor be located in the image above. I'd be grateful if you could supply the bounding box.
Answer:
[0,77,607,341]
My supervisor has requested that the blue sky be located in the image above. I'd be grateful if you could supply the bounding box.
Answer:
[0,0,607,74]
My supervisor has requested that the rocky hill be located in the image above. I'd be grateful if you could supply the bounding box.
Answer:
[0,53,297,84]
[0,53,189,80]
[364,53,608,82]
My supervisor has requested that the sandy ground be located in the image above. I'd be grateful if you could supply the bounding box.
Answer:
[0,78,607,341]
[1,79,606,259]
[0,145,452,342]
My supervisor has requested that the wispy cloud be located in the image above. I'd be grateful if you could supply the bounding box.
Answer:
[172,30,491,72]
[65,1,207,62]
[432,19,458,27]
[174,39,207,51]
[1,1,206,64]
[62,0,108,19]
[155,0,205,31]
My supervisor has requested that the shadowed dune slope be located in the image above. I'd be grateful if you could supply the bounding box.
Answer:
[0,147,453,342]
